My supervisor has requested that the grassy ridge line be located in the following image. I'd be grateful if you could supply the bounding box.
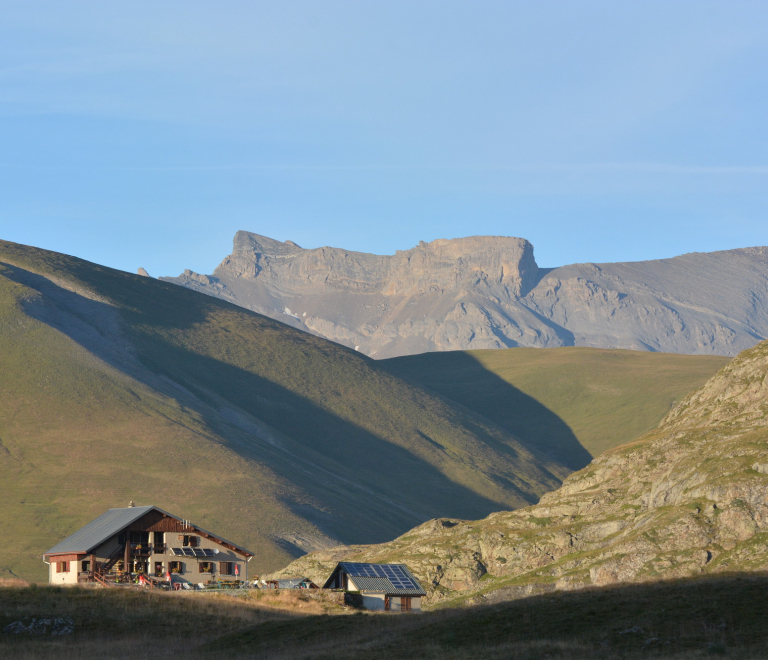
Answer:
[384,347,728,467]
[0,240,565,581]
[0,240,566,499]
[0,261,318,577]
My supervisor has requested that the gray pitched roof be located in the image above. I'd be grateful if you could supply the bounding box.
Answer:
[349,575,426,596]
[44,506,154,555]
[44,505,254,557]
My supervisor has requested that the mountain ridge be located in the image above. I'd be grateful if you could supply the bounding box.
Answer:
[162,233,768,358]
[0,239,566,581]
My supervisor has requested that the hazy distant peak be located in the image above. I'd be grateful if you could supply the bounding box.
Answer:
[233,231,305,257]
[234,231,534,261]
[163,234,768,358]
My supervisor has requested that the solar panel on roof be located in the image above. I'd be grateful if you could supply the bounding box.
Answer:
[203,548,215,557]
[182,548,195,557]
[193,548,205,557]
[171,548,183,556]
[343,563,419,590]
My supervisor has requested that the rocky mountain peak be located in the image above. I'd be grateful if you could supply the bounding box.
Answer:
[222,232,538,296]
[233,231,306,257]
[161,234,768,358]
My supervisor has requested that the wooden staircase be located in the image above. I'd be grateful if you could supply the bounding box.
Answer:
[98,544,125,573]
[91,545,170,589]
[93,544,126,586]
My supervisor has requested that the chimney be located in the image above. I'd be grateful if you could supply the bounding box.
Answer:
[128,500,135,508]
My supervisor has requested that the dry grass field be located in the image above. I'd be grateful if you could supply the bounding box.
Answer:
[2,573,767,659]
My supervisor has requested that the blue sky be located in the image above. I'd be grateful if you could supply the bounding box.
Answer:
[1,0,767,276]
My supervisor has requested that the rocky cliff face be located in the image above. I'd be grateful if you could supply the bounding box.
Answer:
[267,340,768,604]
[162,234,768,358]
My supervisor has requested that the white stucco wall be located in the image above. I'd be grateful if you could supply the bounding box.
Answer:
[358,594,422,612]
[361,594,387,611]
[48,560,78,585]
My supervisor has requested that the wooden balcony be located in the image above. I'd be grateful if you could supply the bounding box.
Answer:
[129,543,166,556]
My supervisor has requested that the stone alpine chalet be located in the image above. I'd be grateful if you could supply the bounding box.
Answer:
[43,505,253,586]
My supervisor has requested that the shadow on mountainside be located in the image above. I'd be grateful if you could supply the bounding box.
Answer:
[0,260,544,550]
[135,343,530,521]
[383,351,593,471]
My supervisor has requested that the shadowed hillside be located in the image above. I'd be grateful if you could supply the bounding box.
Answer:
[0,240,567,582]
[384,347,728,468]
[271,340,768,605]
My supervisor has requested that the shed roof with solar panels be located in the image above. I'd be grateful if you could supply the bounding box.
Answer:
[323,562,427,596]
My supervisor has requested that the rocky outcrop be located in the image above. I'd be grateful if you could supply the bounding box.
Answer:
[162,234,768,358]
[267,340,768,604]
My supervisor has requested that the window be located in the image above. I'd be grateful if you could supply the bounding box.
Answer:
[130,531,150,550]
[199,562,213,574]
[154,562,164,577]
[182,535,198,547]
[56,561,69,573]
[219,562,233,575]
[81,560,90,573]
[170,561,184,574]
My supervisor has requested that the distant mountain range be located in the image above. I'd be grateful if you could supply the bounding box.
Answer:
[161,232,768,358]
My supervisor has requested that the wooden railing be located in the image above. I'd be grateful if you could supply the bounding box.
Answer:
[130,543,166,556]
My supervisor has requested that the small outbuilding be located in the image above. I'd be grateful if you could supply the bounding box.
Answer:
[265,577,319,589]
[323,562,426,612]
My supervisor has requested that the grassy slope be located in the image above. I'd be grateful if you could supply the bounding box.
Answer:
[274,341,768,607]
[2,574,767,659]
[384,347,728,468]
[0,241,565,581]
